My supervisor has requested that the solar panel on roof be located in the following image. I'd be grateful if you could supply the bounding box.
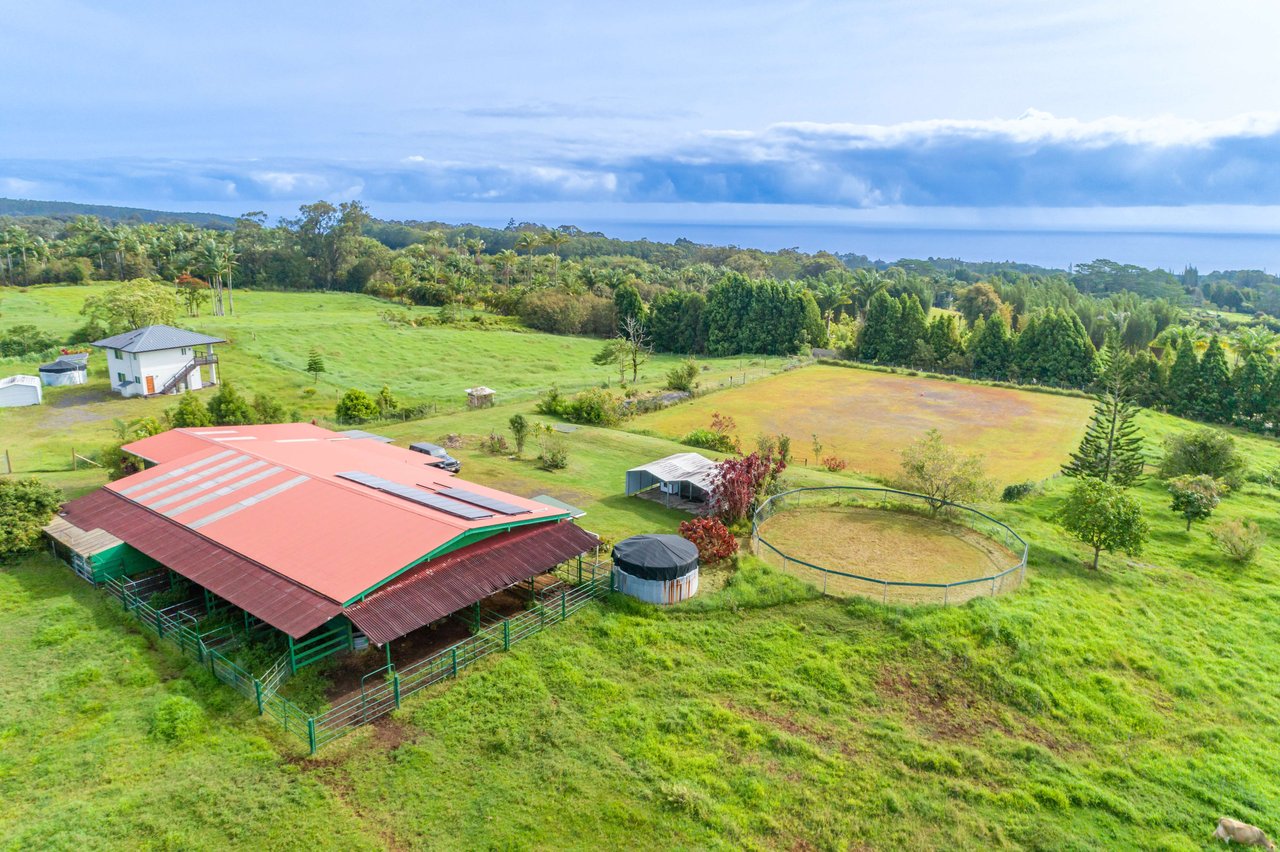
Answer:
[437,487,531,516]
[336,471,493,520]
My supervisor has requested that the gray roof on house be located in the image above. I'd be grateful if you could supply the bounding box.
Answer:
[91,325,224,354]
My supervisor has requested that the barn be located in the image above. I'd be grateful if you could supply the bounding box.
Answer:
[0,375,42,407]
[50,423,600,674]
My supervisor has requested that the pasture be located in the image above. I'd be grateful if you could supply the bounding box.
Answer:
[635,364,1095,484]
[6,284,1280,848]
[0,285,787,491]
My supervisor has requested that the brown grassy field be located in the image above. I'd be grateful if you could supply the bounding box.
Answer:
[637,364,1093,483]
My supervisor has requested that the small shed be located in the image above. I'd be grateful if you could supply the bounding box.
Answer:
[625,452,719,507]
[612,534,699,605]
[39,353,89,387]
[465,386,496,408]
[0,375,42,407]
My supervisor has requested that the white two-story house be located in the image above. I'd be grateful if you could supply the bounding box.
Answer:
[91,325,225,398]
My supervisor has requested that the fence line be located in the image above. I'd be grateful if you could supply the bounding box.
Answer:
[97,562,612,753]
[751,486,1029,606]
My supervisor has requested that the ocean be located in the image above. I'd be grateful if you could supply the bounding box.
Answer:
[584,222,1280,274]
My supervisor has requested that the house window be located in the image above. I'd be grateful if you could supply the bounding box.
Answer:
[133,376,140,385]
[116,372,125,384]
[181,347,188,356]
[113,350,121,360]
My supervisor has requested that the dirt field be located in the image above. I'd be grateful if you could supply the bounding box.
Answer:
[638,364,1093,483]
[757,506,1018,587]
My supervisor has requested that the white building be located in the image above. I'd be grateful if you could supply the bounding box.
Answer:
[38,353,89,387]
[91,325,225,398]
[0,375,42,407]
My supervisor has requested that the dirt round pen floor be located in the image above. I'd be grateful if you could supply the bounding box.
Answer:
[755,506,1022,604]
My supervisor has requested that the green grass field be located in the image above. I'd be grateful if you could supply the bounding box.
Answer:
[4,286,1280,849]
[0,285,788,491]
[633,364,1095,484]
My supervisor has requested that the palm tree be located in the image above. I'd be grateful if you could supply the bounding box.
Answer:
[199,240,226,316]
[220,243,239,315]
[849,268,885,318]
[541,231,570,284]
[494,249,519,287]
[1232,326,1278,363]
[514,232,540,285]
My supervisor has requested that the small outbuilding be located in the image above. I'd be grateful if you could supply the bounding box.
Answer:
[466,386,496,408]
[612,533,699,605]
[625,452,719,510]
[0,375,42,407]
[39,353,89,387]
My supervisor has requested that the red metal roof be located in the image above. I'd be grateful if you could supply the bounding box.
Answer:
[60,489,340,638]
[112,425,568,603]
[345,521,599,645]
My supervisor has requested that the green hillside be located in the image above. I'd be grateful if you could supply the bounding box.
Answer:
[0,197,236,228]
[2,287,1280,849]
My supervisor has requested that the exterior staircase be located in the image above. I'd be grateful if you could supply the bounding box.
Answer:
[159,354,217,395]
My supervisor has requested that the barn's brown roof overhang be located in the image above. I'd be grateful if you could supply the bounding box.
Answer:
[60,489,341,638]
[344,521,599,645]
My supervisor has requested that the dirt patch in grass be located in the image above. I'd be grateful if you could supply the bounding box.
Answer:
[636,364,1092,482]
[876,665,1072,752]
[759,507,1017,586]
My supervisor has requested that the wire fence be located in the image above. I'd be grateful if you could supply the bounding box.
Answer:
[97,558,612,753]
[752,487,1029,606]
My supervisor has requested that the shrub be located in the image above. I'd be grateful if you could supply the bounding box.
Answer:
[148,695,205,743]
[509,414,530,455]
[0,323,57,357]
[1159,428,1246,489]
[0,477,64,557]
[1167,474,1222,531]
[535,386,565,416]
[1001,481,1037,502]
[1210,519,1266,564]
[481,431,510,455]
[206,383,256,426]
[665,359,699,393]
[335,388,379,423]
[821,456,847,472]
[167,391,213,427]
[252,392,288,424]
[560,387,626,426]
[709,451,787,524]
[683,428,739,454]
[678,517,739,565]
[537,426,569,470]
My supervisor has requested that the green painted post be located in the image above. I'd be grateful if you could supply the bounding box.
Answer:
[393,672,401,708]
[577,555,583,583]
[288,636,298,674]
[561,589,567,620]
[254,679,263,714]
[307,718,316,755]
[384,642,392,669]
[473,602,480,632]
[503,619,510,651]
[451,647,458,677]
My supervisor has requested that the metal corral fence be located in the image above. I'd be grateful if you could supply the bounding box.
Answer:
[752,487,1029,606]
[100,560,612,753]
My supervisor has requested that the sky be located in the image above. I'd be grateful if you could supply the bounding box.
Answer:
[4,0,1280,257]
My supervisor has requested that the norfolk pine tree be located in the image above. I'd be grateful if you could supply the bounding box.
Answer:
[1062,345,1145,486]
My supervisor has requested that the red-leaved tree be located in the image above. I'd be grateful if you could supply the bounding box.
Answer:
[709,450,787,524]
[678,517,739,565]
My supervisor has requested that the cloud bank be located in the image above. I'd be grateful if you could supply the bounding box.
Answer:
[6,111,1280,212]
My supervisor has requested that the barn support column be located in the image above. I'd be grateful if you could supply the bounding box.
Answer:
[288,635,298,673]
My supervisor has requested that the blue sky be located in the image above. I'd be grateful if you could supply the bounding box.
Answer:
[3,1,1280,235]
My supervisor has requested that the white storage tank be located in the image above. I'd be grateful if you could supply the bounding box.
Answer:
[612,534,699,605]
